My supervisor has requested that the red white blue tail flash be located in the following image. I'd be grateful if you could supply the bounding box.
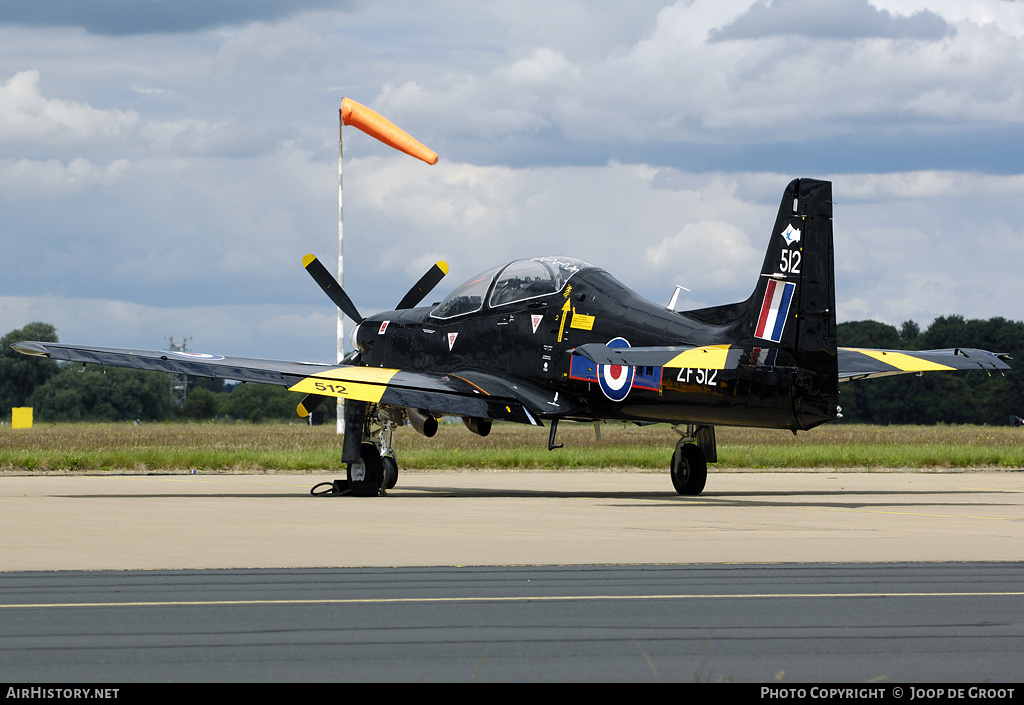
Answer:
[755,279,795,343]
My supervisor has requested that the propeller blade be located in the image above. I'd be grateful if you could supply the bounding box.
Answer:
[395,261,449,310]
[296,393,329,419]
[303,254,364,324]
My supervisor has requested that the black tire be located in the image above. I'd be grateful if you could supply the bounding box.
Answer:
[670,443,707,496]
[347,443,384,496]
[382,454,399,490]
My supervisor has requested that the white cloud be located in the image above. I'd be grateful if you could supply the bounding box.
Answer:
[8,162,1020,361]
[645,220,761,292]
[0,70,140,147]
[360,0,1024,152]
[0,295,339,363]
[341,157,1024,324]
[2,1,1023,366]
[873,0,1024,37]
[0,157,129,197]
[710,0,953,40]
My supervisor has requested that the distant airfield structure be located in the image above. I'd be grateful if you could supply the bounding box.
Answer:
[166,336,191,407]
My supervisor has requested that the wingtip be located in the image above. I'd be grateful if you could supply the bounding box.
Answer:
[11,341,51,357]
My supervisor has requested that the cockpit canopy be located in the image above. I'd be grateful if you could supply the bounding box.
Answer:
[430,257,590,320]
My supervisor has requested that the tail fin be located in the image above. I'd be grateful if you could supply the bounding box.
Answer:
[751,179,836,363]
[685,178,838,427]
[756,178,838,426]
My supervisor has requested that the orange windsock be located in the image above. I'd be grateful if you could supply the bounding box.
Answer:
[341,97,438,165]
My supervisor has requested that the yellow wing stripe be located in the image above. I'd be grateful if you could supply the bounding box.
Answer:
[664,345,731,370]
[287,367,400,404]
[841,348,955,372]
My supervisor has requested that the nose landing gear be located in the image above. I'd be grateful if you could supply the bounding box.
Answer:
[310,401,399,497]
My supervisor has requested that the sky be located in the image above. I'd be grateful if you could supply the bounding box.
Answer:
[2,0,1023,362]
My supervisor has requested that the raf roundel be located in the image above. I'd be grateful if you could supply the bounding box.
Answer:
[598,337,634,402]
[168,351,226,361]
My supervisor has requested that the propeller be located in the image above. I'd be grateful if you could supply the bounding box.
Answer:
[302,254,449,321]
[298,254,450,419]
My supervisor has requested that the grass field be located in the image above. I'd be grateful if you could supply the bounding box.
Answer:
[2,421,1023,473]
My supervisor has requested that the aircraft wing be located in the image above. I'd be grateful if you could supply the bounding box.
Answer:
[286,367,548,424]
[838,347,1011,382]
[11,341,544,425]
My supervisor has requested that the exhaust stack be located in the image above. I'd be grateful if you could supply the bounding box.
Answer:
[406,408,438,437]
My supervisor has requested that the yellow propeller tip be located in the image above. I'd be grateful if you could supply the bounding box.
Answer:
[302,254,316,268]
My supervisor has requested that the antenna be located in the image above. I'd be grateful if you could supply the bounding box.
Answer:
[666,284,690,311]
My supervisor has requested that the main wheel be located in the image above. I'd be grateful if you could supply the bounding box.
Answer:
[670,443,707,496]
[347,442,384,496]
[382,454,399,490]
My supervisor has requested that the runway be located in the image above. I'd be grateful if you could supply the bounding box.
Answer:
[2,470,1022,682]
[2,562,1023,683]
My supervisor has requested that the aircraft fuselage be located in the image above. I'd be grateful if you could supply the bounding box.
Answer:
[354,266,831,431]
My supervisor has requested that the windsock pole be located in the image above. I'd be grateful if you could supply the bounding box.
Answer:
[336,98,438,434]
[337,112,345,434]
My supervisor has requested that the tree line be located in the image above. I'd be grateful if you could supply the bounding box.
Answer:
[2,318,1021,425]
[836,316,1023,425]
[0,322,334,424]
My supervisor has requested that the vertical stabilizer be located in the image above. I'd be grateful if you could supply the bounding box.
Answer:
[685,179,838,427]
[747,178,838,427]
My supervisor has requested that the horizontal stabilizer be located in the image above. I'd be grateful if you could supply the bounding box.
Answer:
[838,347,1011,382]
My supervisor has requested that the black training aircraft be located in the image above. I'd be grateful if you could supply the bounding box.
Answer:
[13,179,1011,496]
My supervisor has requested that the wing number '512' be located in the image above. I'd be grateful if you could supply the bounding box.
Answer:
[314,381,348,394]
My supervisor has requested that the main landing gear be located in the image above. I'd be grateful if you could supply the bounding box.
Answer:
[669,424,715,496]
[311,402,400,497]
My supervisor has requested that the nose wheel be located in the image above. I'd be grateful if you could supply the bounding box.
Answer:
[311,442,388,497]
[311,403,402,497]
[348,443,385,496]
